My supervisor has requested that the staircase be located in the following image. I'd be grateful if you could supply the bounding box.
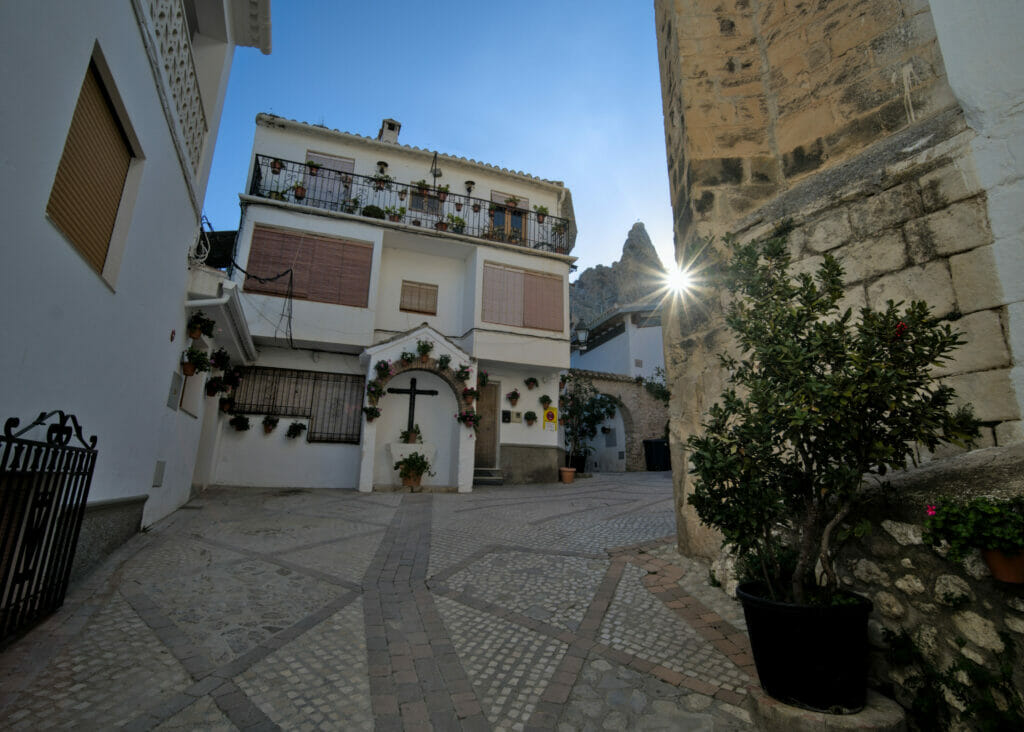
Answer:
[473,468,504,487]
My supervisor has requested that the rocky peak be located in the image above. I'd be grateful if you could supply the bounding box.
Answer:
[571,222,667,327]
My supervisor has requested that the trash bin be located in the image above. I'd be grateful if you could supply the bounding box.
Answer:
[642,438,671,471]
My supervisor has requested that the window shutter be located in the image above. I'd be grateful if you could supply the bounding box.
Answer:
[482,264,524,327]
[338,240,372,307]
[400,281,439,315]
[523,272,564,331]
[46,62,132,274]
[245,227,310,298]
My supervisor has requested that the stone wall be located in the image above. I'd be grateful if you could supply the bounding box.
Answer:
[838,444,1024,728]
[499,445,561,484]
[654,0,1024,558]
[574,369,669,471]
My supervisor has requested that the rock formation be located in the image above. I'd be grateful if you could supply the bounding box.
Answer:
[571,222,667,327]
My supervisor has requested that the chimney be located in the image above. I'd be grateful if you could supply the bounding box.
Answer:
[377,118,401,143]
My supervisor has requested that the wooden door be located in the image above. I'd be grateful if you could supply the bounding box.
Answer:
[474,383,499,467]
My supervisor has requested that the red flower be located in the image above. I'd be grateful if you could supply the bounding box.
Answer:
[895,321,908,338]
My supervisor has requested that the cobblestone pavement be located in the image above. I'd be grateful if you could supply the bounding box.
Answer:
[0,473,759,730]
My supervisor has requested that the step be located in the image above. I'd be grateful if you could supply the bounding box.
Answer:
[473,468,504,486]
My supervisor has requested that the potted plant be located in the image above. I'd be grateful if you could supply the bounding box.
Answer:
[552,221,567,240]
[292,182,306,201]
[506,388,520,406]
[462,386,479,403]
[504,195,520,210]
[454,364,472,382]
[393,451,434,490]
[341,174,353,188]
[559,465,576,483]
[219,396,234,413]
[306,160,320,176]
[262,415,279,434]
[416,340,434,362]
[370,173,392,191]
[399,351,416,366]
[686,233,980,713]
[412,219,421,226]
[342,196,360,214]
[400,424,422,444]
[413,179,430,194]
[210,348,231,371]
[437,354,452,371]
[524,377,539,390]
[374,359,393,380]
[398,187,408,201]
[205,377,225,397]
[182,346,211,376]
[223,367,242,389]
[286,421,307,439]
[560,373,617,472]
[539,394,552,408]
[367,380,385,403]
[478,370,489,386]
[436,184,449,202]
[435,220,449,232]
[455,410,481,430]
[362,405,381,422]
[524,410,537,426]
[446,214,466,234]
[454,200,463,212]
[533,205,548,223]
[270,158,284,175]
[925,496,1024,582]
[187,311,215,339]
[229,415,251,431]
[384,205,406,222]
[362,205,386,220]
[472,202,481,213]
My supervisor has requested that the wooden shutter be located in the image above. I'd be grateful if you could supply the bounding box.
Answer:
[400,281,439,314]
[46,62,132,274]
[246,226,371,307]
[523,272,564,331]
[482,264,524,326]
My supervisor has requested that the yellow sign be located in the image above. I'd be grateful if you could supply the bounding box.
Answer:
[543,407,558,431]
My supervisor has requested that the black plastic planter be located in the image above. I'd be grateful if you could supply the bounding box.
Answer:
[736,582,872,714]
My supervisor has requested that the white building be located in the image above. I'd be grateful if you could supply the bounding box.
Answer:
[190,115,577,491]
[571,303,665,380]
[0,0,270,572]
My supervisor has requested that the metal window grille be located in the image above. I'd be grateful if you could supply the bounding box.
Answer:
[400,281,438,315]
[232,367,364,443]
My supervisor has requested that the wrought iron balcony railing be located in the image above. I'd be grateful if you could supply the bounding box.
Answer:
[248,155,575,255]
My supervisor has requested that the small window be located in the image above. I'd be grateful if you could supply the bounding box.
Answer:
[47,61,134,276]
[400,281,438,315]
[409,191,441,215]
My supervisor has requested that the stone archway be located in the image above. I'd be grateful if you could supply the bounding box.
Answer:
[571,369,669,471]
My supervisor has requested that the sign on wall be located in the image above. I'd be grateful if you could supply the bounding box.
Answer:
[543,407,558,431]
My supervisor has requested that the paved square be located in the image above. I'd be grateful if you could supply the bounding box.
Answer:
[0,474,757,730]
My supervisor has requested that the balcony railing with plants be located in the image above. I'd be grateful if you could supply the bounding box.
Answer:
[248,155,575,255]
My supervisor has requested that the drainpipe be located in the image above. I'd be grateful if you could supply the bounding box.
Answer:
[184,281,257,363]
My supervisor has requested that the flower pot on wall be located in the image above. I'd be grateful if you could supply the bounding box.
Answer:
[982,549,1024,583]
[182,362,196,377]
[736,583,872,714]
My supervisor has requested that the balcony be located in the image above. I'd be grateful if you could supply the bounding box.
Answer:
[248,155,575,255]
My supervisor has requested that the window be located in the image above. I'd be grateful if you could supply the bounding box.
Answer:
[410,190,441,216]
[245,225,372,307]
[47,60,134,277]
[400,281,438,315]
[482,263,563,332]
[232,367,364,443]
[489,191,529,243]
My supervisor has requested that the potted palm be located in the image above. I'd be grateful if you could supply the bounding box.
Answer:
[686,233,979,713]
[393,451,434,490]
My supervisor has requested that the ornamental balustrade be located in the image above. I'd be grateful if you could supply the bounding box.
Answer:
[248,155,576,255]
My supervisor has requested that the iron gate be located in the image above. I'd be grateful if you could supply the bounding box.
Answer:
[1,411,97,646]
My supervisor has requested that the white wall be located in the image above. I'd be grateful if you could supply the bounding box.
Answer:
[375,246,469,336]
[628,323,665,379]
[486,370,561,449]
[586,412,627,472]
[0,1,239,525]
[571,319,665,379]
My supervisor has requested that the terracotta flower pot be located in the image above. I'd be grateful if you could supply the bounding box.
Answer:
[263,425,274,434]
[187,326,202,339]
[182,362,196,377]
[982,549,1024,583]
[402,474,422,491]
[559,467,576,484]
[508,398,518,407]
[421,354,430,363]
[526,419,535,426]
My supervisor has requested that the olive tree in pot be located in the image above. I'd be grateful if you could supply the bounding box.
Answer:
[686,233,979,714]
[560,371,618,472]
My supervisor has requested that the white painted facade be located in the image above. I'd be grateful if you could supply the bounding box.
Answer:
[0,1,270,526]
[197,116,577,491]
[571,305,665,379]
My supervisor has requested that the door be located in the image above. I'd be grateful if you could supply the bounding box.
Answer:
[474,383,499,468]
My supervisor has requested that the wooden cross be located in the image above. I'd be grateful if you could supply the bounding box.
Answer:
[387,377,439,433]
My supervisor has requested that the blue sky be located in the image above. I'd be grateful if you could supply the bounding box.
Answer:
[203,0,674,276]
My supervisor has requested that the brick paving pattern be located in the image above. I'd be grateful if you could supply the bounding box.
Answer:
[0,474,758,730]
